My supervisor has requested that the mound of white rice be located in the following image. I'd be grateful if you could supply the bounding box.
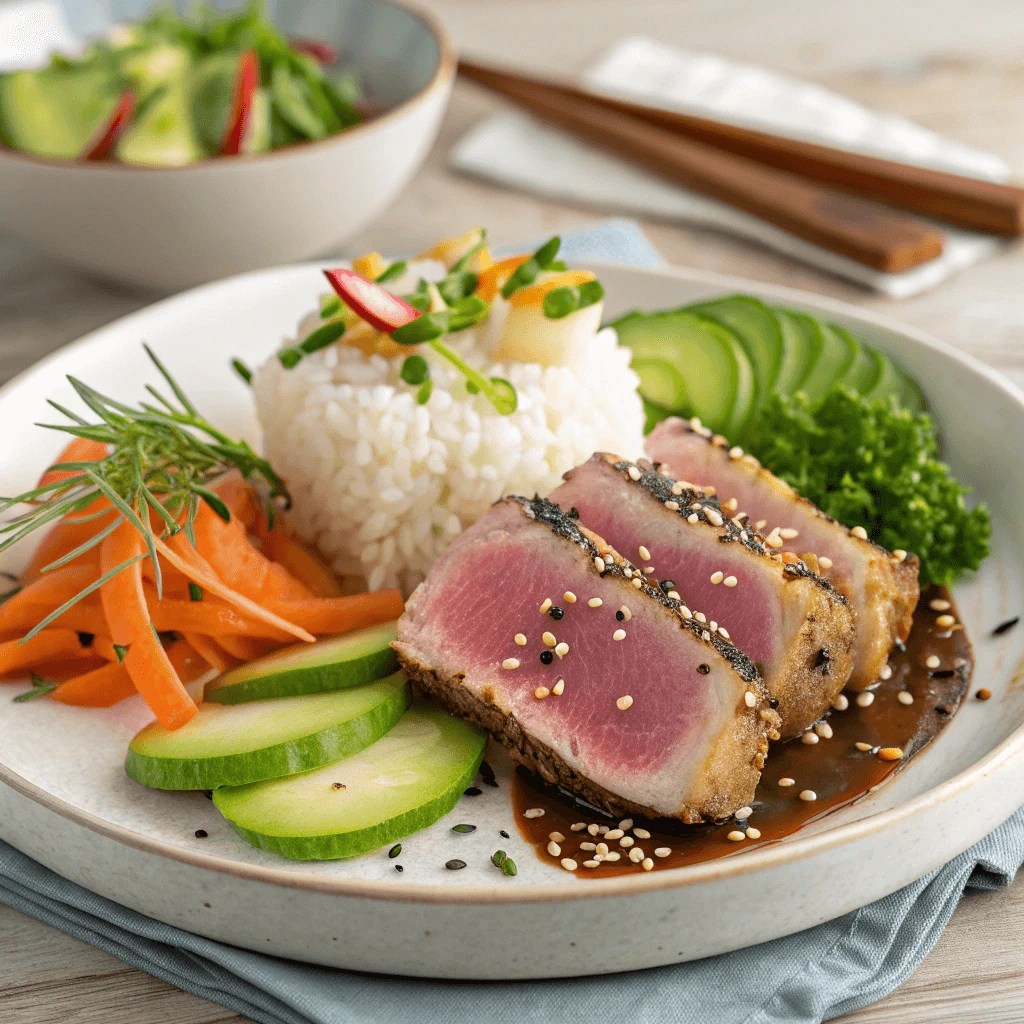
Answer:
[254,315,645,595]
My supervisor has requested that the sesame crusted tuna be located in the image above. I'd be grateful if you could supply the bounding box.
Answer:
[394,496,781,823]
[549,454,855,737]
[647,418,920,689]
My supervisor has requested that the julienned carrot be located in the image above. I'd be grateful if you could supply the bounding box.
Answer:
[182,632,239,672]
[266,590,404,635]
[158,534,315,643]
[101,520,197,729]
[21,505,115,583]
[215,634,278,661]
[0,629,95,677]
[0,599,108,642]
[142,585,292,640]
[35,438,109,492]
[165,638,215,684]
[50,662,135,707]
[270,538,343,598]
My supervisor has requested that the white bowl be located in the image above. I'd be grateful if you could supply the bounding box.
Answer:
[0,0,454,291]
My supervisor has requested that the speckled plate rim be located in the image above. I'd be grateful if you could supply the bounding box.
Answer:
[0,0,457,174]
[1,258,1020,906]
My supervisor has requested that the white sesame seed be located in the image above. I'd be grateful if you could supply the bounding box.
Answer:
[727,830,746,842]
[671,481,686,495]
[930,598,951,612]
[724,498,738,511]
[547,841,561,856]
[754,520,767,531]
[644,565,656,574]
[679,606,693,619]
[629,848,645,862]
[627,465,642,481]
[570,822,586,832]
[667,590,681,600]
[552,678,565,696]
[597,824,610,835]
[764,531,784,549]
[541,631,556,647]
[604,828,624,840]
[604,851,621,862]
[618,818,633,830]
[799,790,817,802]
[710,570,724,584]
[563,591,577,604]
[642,858,654,871]
[706,509,724,527]
[620,605,632,621]
[719,627,731,640]
[779,528,799,540]
[539,598,552,614]
[515,634,528,647]
[579,841,596,851]
[588,597,603,608]
[893,549,908,562]
[595,842,609,856]
[523,807,545,819]
[880,664,893,681]
[851,525,868,540]
[616,695,633,711]
[502,658,520,670]
[624,567,633,579]
[549,831,565,843]
[638,545,651,562]
[936,614,955,628]
[815,721,833,739]
[655,847,672,858]
[687,513,699,524]
[613,628,626,641]
[619,835,634,848]
[555,642,569,657]
[855,742,873,752]
[778,777,795,787]
[724,575,738,588]
[898,690,914,705]
[734,806,753,819]
[632,578,643,589]
[926,655,941,669]
[633,827,651,839]
[740,691,755,708]
[665,500,680,511]
[560,858,578,871]
[729,446,744,459]
[594,556,605,573]
[534,686,550,700]
[856,691,875,707]
[746,827,761,839]
[801,731,819,745]
[690,416,702,430]
[702,630,711,642]
[587,824,600,836]
[832,694,849,711]
[695,611,706,623]
[604,553,614,564]
[819,556,833,570]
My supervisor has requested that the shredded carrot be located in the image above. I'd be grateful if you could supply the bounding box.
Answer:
[215,634,278,661]
[270,538,343,597]
[267,590,404,635]
[101,520,197,729]
[36,438,109,492]
[50,662,136,707]
[476,254,530,302]
[0,629,96,678]
[21,503,115,583]
[181,632,240,672]
[165,638,215,684]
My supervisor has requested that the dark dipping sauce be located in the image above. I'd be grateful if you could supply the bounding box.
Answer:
[512,585,973,876]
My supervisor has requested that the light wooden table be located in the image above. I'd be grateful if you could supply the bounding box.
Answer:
[3,1,1024,1020]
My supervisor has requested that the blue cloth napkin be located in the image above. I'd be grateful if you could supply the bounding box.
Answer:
[1,219,1020,1024]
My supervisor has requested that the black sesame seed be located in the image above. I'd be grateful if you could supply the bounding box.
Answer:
[549,606,564,620]
[77,631,95,648]
[452,823,476,834]
[445,859,467,870]
[540,649,554,665]
[395,864,404,873]
[697,663,710,675]
[659,579,675,593]
[388,844,402,858]
[499,829,510,838]
[616,610,625,621]
[929,669,955,679]
[331,782,346,790]
[993,616,1020,636]
[769,698,780,709]
[479,761,495,782]
[194,829,208,838]
[464,786,482,796]
[568,507,580,519]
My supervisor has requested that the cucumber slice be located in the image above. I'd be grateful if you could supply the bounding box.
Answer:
[896,366,926,415]
[861,347,903,405]
[630,356,688,411]
[798,322,857,402]
[773,309,820,396]
[204,621,399,704]
[214,702,486,860]
[0,68,122,160]
[125,672,409,791]
[688,295,784,417]
[614,311,754,437]
[834,325,882,394]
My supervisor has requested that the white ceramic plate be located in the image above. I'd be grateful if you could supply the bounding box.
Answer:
[1,262,1022,979]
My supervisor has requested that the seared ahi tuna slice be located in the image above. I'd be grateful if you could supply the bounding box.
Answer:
[549,454,855,737]
[647,417,920,689]
[395,496,781,823]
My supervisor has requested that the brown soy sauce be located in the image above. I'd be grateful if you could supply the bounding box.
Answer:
[512,585,973,875]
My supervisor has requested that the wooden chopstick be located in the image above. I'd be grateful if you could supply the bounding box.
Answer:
[458,60,944,273]
[459,59,1024,238]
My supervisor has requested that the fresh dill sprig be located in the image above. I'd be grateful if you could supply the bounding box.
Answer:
[0,345,288,641]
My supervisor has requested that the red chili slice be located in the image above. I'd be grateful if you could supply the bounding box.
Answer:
[291,38,337,64]
[82,91,135,161]
[323,268,421,333]
[221,49,259,156]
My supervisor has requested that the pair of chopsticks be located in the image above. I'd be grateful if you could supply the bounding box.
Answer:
[458,58,1024,274]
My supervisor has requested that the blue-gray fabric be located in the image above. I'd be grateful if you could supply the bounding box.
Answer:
[0,219,1018,1023]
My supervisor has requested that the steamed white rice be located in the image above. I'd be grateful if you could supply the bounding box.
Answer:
[254,310,645,595]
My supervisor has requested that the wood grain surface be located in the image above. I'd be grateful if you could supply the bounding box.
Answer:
[3,0,1024,1020]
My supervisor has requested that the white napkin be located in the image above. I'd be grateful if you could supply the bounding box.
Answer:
[452,37,1012,297]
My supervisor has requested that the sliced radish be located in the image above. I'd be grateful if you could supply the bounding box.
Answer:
[221,49,259,156]
[290,38,337,64]
[323,268,422,334]
[82,91,135,161]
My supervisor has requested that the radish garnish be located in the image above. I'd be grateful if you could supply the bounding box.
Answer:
[82,91,135,161]
[322,268,421,333]
[221,49,259,156]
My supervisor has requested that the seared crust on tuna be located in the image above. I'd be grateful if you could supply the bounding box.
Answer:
[550,454,855,737]
[395,496,781,823]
